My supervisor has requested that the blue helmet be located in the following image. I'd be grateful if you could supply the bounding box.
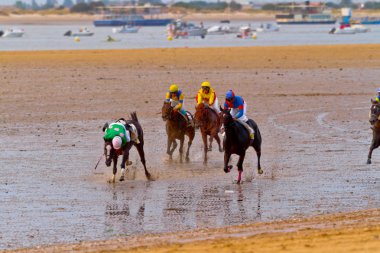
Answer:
[225,90,235,100]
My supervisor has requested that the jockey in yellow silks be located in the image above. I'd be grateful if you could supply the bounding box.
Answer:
[166,84,191,126]
[196,81,220,113]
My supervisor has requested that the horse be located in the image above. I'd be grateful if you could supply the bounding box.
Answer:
[367,100,380,164]
[161,101,195,162]
[220,107,263,184]
[194,102,223,164]
[102,112,151,183]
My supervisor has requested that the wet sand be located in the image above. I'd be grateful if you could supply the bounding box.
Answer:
[1,45,380,251]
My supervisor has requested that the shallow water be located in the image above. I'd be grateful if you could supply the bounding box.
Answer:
[1,98,380,249]
[1,21,380,51]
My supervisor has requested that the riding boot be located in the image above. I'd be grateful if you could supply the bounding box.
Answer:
[237,119,254,139]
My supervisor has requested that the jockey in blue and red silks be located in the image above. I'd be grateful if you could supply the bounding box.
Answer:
[223,89,255,139]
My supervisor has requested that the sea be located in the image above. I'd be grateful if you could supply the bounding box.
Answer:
[0,21,380,51]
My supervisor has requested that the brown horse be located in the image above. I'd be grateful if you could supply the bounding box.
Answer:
[368,100,380,164]
[162,101,195,162]
[194,103,223,164]
[102,113,151,183]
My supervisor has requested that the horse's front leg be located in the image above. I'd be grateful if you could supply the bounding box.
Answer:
[208,135,213,152]
[110,155,118,183]
[224,151,232,173]
[120,144,132,181]
[236,152,246,184]
[185,130,194,162]
[201,132,208,164]
[368,142,378,164]
[179,136,185,163]
[135,143,152,180]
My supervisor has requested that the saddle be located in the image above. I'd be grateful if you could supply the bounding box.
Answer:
[117,118,140,144]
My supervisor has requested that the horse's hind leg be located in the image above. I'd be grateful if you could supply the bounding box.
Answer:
[186,130,195,162]
[136,143,151,180]
[214,133,223,152]
[253,145,263,174]
[201,132,208,164]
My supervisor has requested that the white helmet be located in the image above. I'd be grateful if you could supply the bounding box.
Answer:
[112,136,122,150]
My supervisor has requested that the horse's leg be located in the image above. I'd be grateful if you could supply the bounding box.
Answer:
[224,151,232,173]
[253,144,263,174]
[185,129,195,162]
[367,139,379,164]
[208,135,213,151]
[135,143,151,180]
[201,132,208,164]
[120,143,132,181]
[111,155,118,183]
[179,136,185,163]
[236,153,245,184]
[214,133,223,152]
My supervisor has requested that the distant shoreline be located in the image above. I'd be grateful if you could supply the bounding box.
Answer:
[0,9,379,25]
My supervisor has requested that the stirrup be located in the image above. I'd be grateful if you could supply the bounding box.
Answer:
[250,133,255,139]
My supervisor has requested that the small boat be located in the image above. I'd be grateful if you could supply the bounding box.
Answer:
[360,16,380,25]
[329,26,356,34]
[2,28,24,38]
[207,25,240,35]
[254,23,280,32]
[112,25,139,34]
[64,28,94,37]
[167,20,207,39]
[351,24,369,33]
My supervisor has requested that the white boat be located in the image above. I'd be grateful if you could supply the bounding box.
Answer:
[207,25,240,35]
[112,25,139,34]
[64,28,94,37]
[329,26,356,34]
[254,23,280,32]
[167,21,207,38]
[2,28,24,38]
[351,24,369,33]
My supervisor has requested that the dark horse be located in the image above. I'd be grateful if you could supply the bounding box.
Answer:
[220,107,263,183]
[102,112,151,183]
[194,103,223,164]
[367,100,380,164]
[162,102,195,162]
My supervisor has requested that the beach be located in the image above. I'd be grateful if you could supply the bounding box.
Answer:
[1,45,380,251]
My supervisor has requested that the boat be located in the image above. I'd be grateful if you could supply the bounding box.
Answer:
[94,5,173,27]
[64,28,94,37]
[207,25,239,35]
[360,17,380,25]
[254,23,280,32]
[329,25,356,34]
[351,24,369,33]
[167,20,207,39]
[2,28,24,38]
[275,2,336,24]
[112,25,139,34]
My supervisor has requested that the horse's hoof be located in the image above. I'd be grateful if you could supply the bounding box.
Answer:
[258,169,263,174]
[145,172,152,181]
[119,176,125,181]
[208,148,212,152]
[125,161,132,166]
[219,148,223,152]
[367,160,371,164]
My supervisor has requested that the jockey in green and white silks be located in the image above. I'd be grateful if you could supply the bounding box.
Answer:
[103,122,130,150]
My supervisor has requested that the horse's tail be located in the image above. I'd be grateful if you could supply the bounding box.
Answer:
[130,112,138,122]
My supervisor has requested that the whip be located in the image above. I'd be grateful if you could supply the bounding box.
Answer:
[94,154,104,170]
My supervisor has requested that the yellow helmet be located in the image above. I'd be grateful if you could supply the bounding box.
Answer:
[201,81,211,88]
[169,84,178,93]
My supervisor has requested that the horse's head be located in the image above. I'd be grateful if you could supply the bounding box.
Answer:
[102,122,121,167]
[219,106,234,127]
[369,99,380,125]
[162,101,173,121]
[194,103,209,127]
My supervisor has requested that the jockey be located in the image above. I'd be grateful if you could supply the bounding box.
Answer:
[375,88,380,103]
[166,84,192,126]
[196,81,220,113]
[223,90,254,139]
[103,121,131,150]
